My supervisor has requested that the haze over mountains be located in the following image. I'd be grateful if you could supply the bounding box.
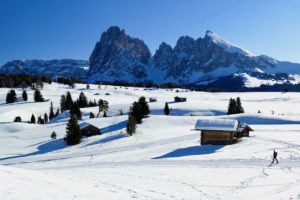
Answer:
[2,26,300,90]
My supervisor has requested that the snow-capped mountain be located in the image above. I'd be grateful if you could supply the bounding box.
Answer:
[88,27,300,89]
[0,59,89,80]
[2,26,300,90]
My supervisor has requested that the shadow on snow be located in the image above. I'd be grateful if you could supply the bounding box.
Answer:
[152,145,224,159]
[83,120,127,147]
[0,139,66,162]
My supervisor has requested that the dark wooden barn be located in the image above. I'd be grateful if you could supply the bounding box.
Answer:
[80,122,101,137]
[174,96,187,102]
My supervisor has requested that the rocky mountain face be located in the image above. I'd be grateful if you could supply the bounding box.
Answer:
[89,26,151,82]
[88,27,300,88]
[0,59,89,80]
[2,26,300,90]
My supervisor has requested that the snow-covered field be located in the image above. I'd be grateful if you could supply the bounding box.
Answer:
[1,83,300,199]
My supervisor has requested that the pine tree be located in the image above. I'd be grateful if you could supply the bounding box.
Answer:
[77,92,88,108]
[227,98,237,115]
[30,114,36,124]
[64,114,82,145]
[13,116,22,122]
[51,131,57,139]
[6,89,17,103]
[126,115,137,136]
[34,89,44,102]
[70,102,82,120]
[22,90,28,101]
[236,97,244,114]
[49,101,55,120]
[88,99,97,107]
[164,102,170,115]
[138,96,150,117]
[89,112,95,118]
[129,101,143,124]
[60,95,66,112]
[65,91,73,110]
[55,108,60,117]
[37,116,45,124]
[44,113,48,123]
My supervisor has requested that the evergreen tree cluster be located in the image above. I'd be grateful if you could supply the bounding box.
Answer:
[60,92,82,119]
[60,91,97,116]
[29,110,59,124]
[0,73,51,88]
[129,96,150,124]
[227,97,244,115]
[55,77,83,86]
[6,89,35,103]
[126,97,150,136]
[77,91,98,108]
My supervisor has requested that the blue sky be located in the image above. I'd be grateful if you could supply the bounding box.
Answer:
[0,0,300,65]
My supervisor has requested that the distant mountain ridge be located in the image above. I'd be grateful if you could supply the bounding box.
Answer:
[88,26,300,89]
[0,59,89,80]
[2,26,300,90]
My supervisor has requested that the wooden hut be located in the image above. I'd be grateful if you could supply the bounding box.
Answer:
[194,119,239,145]
[149,97,157,102]
[80,122,101,137]
[174,96,187,102]
[237,124,253,137]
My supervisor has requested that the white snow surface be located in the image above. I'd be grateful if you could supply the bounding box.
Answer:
[206,31,255,56]
[195,118,238,131]
[1,83,300,199]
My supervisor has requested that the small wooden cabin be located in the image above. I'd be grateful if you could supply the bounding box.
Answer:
[174,96,187,102]
[237,124,253,137]
[149,97,157,102]
[80,122,101,137]
[194,119,239,145]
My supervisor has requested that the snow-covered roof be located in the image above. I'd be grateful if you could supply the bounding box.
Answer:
[195,119,239,132]
[79,122,98,129]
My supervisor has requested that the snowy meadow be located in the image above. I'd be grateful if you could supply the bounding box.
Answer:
[1,83,300,199]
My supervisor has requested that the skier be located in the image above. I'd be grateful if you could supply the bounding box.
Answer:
[271,150,279,164]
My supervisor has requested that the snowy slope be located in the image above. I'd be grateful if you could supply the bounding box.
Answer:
[205,30,255,56]
[1,83,300,199]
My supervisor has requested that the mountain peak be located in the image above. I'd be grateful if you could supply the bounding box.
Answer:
[204,30,254,56]
[106,26,124,34]
[205,30,213,35]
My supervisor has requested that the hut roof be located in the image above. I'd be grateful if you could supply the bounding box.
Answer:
[238,124,254,132]
[79,122,99,130]
[195,119,239,132]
